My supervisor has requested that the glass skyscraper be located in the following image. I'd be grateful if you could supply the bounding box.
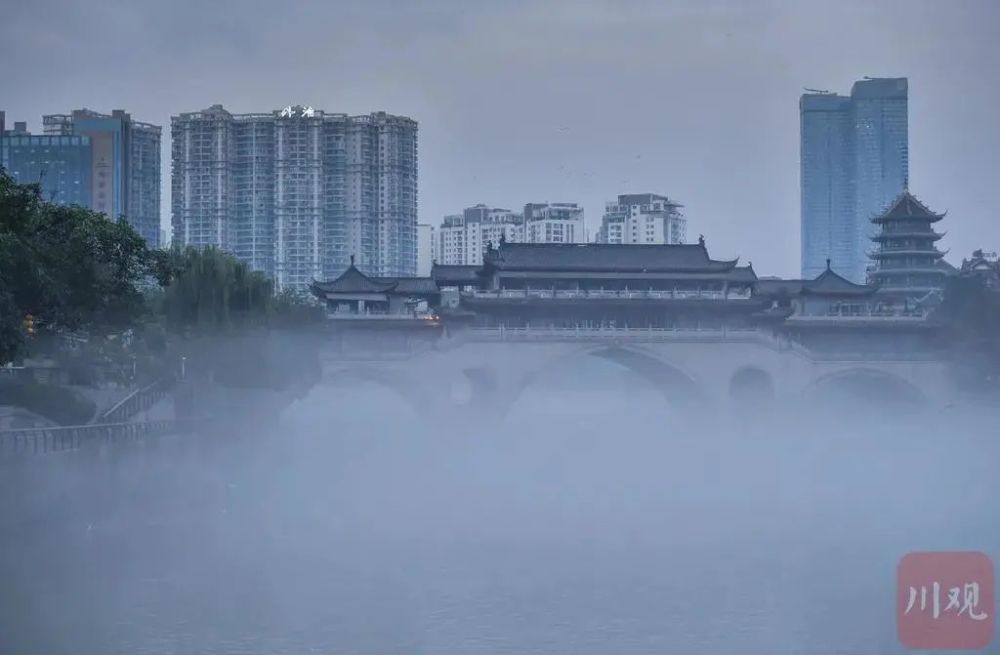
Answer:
[800,77,908,282]
[171,105,418,290]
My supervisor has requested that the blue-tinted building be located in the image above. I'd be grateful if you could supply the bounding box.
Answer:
[44,109,162,247]
[800,78,909,283]
[1,109,162,247]
[1,112,92,207]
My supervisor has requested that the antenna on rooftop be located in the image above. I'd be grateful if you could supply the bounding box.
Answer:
[804,88,832,94]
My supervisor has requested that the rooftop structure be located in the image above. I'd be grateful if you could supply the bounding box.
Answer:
[959,249,1000,290]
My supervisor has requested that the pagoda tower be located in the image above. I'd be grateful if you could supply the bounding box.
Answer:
[870,191,949,299]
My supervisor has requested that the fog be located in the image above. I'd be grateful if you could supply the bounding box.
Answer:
[2,354,998,653]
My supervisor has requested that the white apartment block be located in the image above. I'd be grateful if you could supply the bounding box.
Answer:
[435,204,524,265]
[171,104,417,290]
[523,202,587,244]
[598,193,686,245]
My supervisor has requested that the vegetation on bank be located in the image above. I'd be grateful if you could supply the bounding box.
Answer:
[1,169,324,422]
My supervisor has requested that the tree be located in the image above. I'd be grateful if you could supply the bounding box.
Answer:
[156,246,274,333]
[1,169,164,364]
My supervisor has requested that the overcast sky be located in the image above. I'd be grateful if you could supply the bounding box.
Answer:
[2,0,997,277]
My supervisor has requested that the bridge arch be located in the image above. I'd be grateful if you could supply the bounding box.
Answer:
[500,344,708,419]
[805,367,926,410]
[729,365,776,406]
[323,366,432,421]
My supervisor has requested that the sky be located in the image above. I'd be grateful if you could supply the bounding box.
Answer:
[1,0,998,278]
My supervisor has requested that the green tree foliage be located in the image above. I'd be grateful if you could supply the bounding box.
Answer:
[157,246,278,332]
[1,169,164,364]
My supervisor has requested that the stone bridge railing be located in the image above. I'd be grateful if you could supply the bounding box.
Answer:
[0,418,206,458]
[449,326,812,355]
[432,326,942,363]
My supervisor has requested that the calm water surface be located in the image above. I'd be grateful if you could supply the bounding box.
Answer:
[1,381,997,654]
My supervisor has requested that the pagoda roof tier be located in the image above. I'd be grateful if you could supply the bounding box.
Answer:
[875,285,947,295]
[871,230,944,242]
[872,268,951,278]
[482,241,740,274]
[872,191,945,223]
[870,249,946,260]
[311,262,439,298]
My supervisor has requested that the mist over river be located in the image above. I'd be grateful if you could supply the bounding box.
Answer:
[2,358,998,654]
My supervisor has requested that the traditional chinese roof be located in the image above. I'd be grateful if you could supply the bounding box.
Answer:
[310,262,439,297]
[754,265,877,298]
[960,250,999,274]
[871,229,944,242]
[482,242,739,273]
[311,263,396,294]
[803,266,878,296]
[431,264,482,286]
[872,191,945,223]
[755,279,804,297]
[390,278,440,294]
[728,265,759,283]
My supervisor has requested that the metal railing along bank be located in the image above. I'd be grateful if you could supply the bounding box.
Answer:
[0,418,206,457]
[97,376,174,424]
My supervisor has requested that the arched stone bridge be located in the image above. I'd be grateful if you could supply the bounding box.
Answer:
[320,327,955,425]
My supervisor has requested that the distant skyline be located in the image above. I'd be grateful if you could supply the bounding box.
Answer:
[2,0,998,277]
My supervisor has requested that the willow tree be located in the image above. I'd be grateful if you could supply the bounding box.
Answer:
[158,246,275,333]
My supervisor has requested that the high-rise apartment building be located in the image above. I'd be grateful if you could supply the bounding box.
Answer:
[523,203,586,244]
[435,204,523,265]
[598,193,686,244]
[800,77,908,282]
[171,104,417,289]
[43,109,162,247]
[1,109,161,246]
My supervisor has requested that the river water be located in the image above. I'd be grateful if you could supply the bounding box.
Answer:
[1,368,998,654]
